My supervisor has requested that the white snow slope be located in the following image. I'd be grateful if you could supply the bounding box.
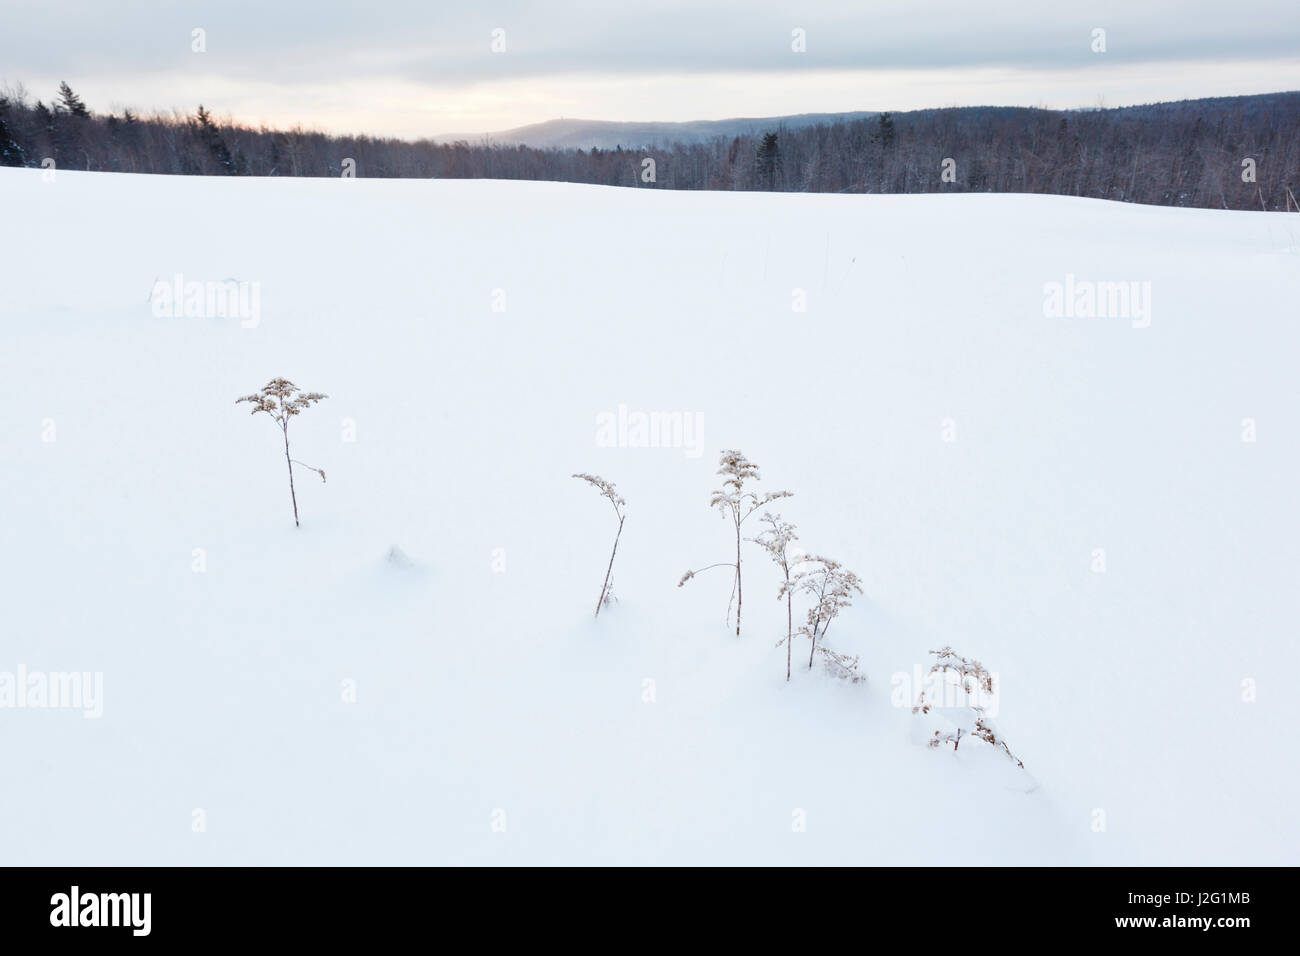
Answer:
[1,169,1298,865]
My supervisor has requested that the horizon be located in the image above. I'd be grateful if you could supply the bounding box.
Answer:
[5,82,1298,147]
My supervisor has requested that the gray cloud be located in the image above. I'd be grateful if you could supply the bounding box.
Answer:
[3,0,1296,136]
[4,0,1298,83]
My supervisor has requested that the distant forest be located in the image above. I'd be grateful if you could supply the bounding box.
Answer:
[2,83,1298,211]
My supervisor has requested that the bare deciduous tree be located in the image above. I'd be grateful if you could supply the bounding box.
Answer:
[572,472,626,617]
[236,378,327,527]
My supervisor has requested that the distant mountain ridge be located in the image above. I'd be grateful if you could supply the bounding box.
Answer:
[428,92,1300,151]
[430,112,881,150]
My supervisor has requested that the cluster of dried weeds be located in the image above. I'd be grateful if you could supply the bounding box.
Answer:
[677,451,866,684]
[571,452,865,685]
[912,646,1023,768]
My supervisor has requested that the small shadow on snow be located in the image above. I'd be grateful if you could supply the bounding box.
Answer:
[383,545,421,571]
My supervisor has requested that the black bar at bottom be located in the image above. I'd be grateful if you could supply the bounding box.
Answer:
[0,866,1279,942]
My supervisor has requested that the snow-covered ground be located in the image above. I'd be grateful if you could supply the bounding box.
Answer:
[1,168,1297,865]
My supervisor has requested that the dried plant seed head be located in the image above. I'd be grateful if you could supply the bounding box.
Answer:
[572,472,625,518]
[236,378,329,526]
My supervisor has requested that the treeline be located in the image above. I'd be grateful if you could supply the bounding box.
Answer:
[2,82,1298,211]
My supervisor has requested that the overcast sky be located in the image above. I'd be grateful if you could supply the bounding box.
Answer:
[3,1,1298,137]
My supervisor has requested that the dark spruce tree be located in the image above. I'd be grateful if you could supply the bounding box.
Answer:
[0,97,27,167]
[755,131,781,190]
[193,105,242,175]
[57,82,90,118]
[873,112,896,149]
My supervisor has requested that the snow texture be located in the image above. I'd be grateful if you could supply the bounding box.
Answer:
[1,169,1296,864]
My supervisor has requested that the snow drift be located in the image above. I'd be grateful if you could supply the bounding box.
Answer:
[1,168,1296,864]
